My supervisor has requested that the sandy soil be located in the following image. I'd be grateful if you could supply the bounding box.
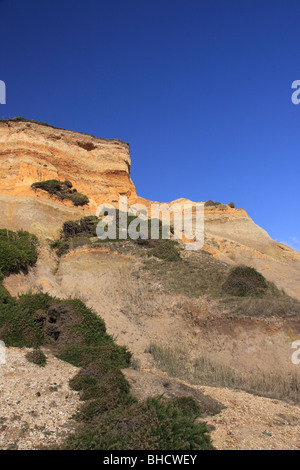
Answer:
[125,368,300,451]
[0,347,80,450]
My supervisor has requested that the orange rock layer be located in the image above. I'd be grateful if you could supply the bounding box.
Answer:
[0,120,136,207]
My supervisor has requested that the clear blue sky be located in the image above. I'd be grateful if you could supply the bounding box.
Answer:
[1,0,299,250]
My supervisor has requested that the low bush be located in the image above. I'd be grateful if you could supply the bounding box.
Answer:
[222,265,268,297]
[0,229,38,276]
[204,200,221,207]
[64,395,213,450]
[51,213,179,261]
[61,216,99,240]
[25,348,47,367]
[31,180,89,206]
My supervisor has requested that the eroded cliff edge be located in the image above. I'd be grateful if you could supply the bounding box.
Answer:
[0,119,136,204]
[0,119,299,299]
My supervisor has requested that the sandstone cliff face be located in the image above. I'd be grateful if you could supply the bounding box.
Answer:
[0,120,300,298]
[0,120,136,206]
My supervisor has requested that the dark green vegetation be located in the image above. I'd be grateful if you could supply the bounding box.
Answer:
[0,229,38,277]
[65,395,212,450]
[25,348,47,367]
[204,200,222,207]
[0,228,212,450]
[0,229,38,303]
[0,116,53,127]
[31,180,89,206]
[50,214,181,261]
[205,200,235,209]
[143,251,300,318]
[222,265,268,297]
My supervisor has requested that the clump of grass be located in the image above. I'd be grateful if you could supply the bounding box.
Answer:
[222,265,268,297]
[31,180,89,206]
[130,357,141,370]
[25,348,47,367]
[228,294,300,318]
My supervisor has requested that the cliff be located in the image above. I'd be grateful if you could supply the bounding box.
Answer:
[0,119,300,298]
[0,119,136,205]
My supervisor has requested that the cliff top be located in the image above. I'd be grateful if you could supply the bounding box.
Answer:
[0,117,130,148]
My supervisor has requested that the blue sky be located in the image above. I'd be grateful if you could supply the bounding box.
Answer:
[0,0,299,250]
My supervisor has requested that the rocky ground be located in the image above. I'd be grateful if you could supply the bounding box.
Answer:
[1,347,300,450]
[125,369,300,451]
[0,347,80,450]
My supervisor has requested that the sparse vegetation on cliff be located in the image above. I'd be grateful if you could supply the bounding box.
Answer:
[204,200,234,210]
[50,214,182,261]
[31,180,89,206]
[0,228,212,450]
[150,341,300,403]
[0,116,53,127]
[222,265,268,297]
[0,229,38,277]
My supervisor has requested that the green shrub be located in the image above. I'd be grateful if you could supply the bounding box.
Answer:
[31,180,89,206]
[0,299,44,348]
[17,291,53,312]
[228,202,235,208]
[0,230,39,345]
[32,179,63,194]
[222,265,268,297]
[64,395,213,450]
[0,229,38,276]
[62,216,99,240]
[147,239,181,261]
[204,200,221,207]
[67,192,89,206]
[49,239,70,257]
[0,275,10,303]
[25,348,47,367]
[51,213,173,257]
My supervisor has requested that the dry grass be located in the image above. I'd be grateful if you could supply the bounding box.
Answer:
[150,342,300,404]
[143,250,230,298]
[227,295,300,319]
